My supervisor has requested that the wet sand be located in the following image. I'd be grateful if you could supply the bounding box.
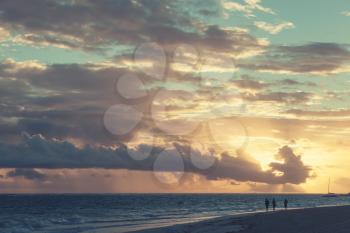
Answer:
[130,205,350,233]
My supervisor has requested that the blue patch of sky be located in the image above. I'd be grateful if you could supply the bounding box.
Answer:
[197,0,350,46]
[264,0,350,45]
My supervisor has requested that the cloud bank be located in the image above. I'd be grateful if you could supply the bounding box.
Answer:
[0,134,312,185]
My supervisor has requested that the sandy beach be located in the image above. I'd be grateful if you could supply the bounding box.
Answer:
[130,205,350,233]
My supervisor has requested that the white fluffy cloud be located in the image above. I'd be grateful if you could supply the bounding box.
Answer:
[0,26,10,42]
[254,21,295,34]
[223,0,275,17]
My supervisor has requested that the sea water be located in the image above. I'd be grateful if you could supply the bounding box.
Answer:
[1,194,350,233]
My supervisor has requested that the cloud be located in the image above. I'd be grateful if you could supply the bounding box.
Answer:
[285,109,350,118]
[279,79,317,87]
[244,0,275,14]
[197,145,311,184]
[242,91,313,104]
[0,58,160,144]
[1,0,192,49]
[0,26,10,41]
[269,146,311,184]
[13,33,84,49]
[231,76,270,90]
[239,42,350,75]
[0,58,46,73]
[254,21,294,34]
[0,134,312,185]
[0,58,259,145]
[341,11,350,16]
[248,183,304,193]
[0,0,267,57]
[6,168,47,181]
[223,0,275,16]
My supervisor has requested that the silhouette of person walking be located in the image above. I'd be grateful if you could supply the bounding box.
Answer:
[272,198,276,211]
[265,198,270,212]
[284,199,288,210]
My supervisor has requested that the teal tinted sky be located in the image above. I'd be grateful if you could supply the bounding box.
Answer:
[2,0,350,64]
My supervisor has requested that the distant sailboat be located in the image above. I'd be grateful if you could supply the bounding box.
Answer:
[322,177,338,197]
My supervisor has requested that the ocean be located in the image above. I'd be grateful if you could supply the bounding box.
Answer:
[1,194,350,233]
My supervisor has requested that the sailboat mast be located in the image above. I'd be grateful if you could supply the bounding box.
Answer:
[328,177,330,194]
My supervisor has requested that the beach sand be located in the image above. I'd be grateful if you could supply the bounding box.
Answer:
[130,205,350,233]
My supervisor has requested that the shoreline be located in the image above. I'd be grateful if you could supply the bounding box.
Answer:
[128,205,350,233]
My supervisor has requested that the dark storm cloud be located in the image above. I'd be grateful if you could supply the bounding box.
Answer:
[270,146,311,184]
[0,61,124,92]
[0,0,265,54]
[1,0,190,49]
[239,42,350,74]
[0,60,153,144]
[188,145,311,185]
[6,168,48,181]
[0,134,312,185]
[0,106,138,145]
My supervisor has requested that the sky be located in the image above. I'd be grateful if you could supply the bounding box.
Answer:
[1,0,350,193]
